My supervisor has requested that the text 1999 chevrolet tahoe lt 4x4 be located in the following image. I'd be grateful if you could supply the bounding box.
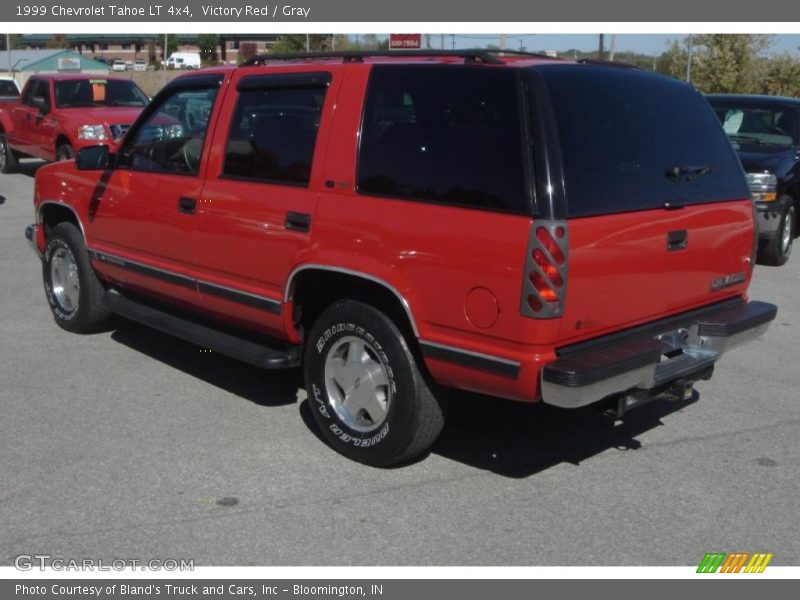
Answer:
[25,50,777,466]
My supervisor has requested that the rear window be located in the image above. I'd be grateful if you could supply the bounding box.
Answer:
[538,66,749,218]
[0,80,18,97]
[357,65,530,214]
[55,79,148,108]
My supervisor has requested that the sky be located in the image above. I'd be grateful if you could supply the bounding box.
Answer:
[417,34,800,56]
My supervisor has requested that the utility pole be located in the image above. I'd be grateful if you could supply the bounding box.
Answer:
[451,34,455,50]
[686,34,693,83]
[162,33,167,87]
[306,34,310,52]
[6,34,11,78]
[440,34,444,50]
[598,34,605,60]
[609,34,616,62]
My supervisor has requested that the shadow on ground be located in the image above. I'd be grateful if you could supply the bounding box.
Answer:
[110,318,303,408]
[110,318,695,478]
[15,160,46,178]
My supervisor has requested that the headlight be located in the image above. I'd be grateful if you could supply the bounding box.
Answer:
[77,125,107,141]
[745,172,777,202]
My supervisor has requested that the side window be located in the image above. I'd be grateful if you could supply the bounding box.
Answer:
[223,85,327,186]
[35,80,50,106]
[117,86,218,175]
[357,65,530,213]
[21,80,39,106]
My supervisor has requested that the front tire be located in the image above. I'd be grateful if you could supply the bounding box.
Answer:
[56,143,74,162]
[0,132,19,173]
[760,201,795,266]
[304,300,445,467]
[43,222,110,333]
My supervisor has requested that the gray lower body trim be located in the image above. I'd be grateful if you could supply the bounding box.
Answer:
[89,249,282,315]
[420,340,520,379]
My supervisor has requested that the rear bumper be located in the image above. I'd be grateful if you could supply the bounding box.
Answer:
[541,299,777,409]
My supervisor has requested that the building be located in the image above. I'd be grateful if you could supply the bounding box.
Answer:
[17,34,281,66]
[1,49,109,88]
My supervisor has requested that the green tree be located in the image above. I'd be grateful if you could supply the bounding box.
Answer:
[761,53,800,96]
[197,34,219,65]
[46,34,70,49]
[271,34,332,53]
[158,34,179,62]
[0,34,24,51]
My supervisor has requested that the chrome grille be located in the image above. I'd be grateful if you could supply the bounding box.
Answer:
[109,124,131,142]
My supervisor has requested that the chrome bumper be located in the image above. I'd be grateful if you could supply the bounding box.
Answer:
[25,224,43,259]
[541,299,777,410]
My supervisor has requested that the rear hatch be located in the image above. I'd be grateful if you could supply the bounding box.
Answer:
[537,66,754,344]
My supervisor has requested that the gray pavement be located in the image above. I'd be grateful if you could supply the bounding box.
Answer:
[1,161,798,566]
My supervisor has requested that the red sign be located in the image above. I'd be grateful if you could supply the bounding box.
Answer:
[389,34,422,50]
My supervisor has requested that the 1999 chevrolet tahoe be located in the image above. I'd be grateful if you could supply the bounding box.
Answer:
[25,51,777,466]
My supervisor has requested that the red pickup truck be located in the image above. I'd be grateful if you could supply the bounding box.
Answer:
[25,51,777,466]
[0,74,148,172]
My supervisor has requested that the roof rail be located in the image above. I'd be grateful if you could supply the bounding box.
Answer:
[576,58,636,69]
[240,49,515,66]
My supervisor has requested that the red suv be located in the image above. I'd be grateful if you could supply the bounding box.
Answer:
[25,51,776,466]
[0,74,148,171]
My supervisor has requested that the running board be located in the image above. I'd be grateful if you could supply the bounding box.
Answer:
[104,290,301,369]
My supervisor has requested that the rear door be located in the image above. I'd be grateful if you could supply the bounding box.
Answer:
[536,66,754,345]
[191,68,339,336]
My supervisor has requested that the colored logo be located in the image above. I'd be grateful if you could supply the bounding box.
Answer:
[697,552,773,573]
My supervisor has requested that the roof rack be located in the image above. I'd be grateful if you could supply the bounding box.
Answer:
[576,58,636,69]
[240,48,562,67]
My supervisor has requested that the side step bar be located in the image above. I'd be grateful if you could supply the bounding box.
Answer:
[104,290,302,369]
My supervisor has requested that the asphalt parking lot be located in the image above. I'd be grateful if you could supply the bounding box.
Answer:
[1,161,798,567]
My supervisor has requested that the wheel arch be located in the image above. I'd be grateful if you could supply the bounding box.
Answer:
[286,265,420,342]
[38,201,87,243]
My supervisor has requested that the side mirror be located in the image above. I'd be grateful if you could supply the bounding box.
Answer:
[31,97,49,114]
[76,145,112,170]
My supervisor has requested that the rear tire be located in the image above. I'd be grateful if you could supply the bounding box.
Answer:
[56,143,74,162]
[304,299,444,467]
[0,132,19,173]
[760,201,794,266]
[43,222,110,333]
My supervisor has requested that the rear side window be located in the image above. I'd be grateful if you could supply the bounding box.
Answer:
[224,86,326,186]
[357,65,530,214]
[538,66,749,218]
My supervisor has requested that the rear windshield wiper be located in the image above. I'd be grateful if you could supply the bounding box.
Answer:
[665,165,713,182]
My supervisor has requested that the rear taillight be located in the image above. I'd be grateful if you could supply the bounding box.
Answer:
[520,221,568,319]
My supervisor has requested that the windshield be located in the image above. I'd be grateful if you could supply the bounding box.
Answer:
[709,102,798,148]
[54,79,148,108]
[0,80,19,97]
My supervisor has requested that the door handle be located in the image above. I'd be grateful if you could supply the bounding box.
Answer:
[667,230,688,251]
[178,196,197,215]
[285,212,311,232]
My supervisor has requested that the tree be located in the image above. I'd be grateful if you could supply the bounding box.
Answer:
[761,53,800,97]
[197,34,219,65]
[0,34,24,51]
[271,34,332,53]
[158,34,179,62]
[46,34,70,49]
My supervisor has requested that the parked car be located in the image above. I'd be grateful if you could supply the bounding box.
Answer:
[112,59,127,72]
[707,94,799,265]
[25,51,776,466]
[166,52,201,70]
[133,59,148,72]
[0,74,149,172]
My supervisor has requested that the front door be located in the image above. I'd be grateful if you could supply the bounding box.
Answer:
[88,75,225,308]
